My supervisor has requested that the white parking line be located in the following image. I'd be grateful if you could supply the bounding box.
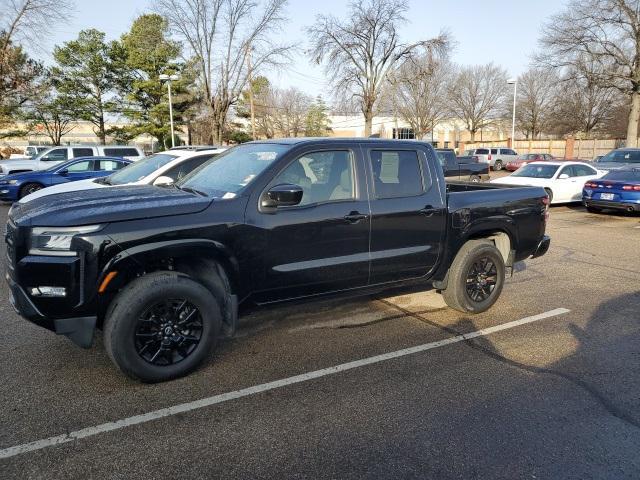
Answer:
[0,308,570,460]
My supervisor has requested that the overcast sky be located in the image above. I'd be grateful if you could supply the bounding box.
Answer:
[40,0,568,98]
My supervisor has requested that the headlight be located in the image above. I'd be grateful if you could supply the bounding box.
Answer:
[0,179,17,185]
[29,225,102,256]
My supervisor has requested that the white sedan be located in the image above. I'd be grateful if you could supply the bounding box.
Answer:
[490,161,606,204]
[21,147,226,203]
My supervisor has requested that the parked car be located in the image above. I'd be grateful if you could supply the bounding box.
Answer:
[435,148,490,182]
[463,147,518,171]
[506,153,555,172]
[0,145,144,176]
[594,148,640,171]
[20,147,226,203]
[0,156,131,201]
[6,138,551,382]
[491,161,605,204]
[582,168,640,213]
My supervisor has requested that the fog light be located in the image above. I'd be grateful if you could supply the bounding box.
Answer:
[30,286,66,297]
[0,190,8,194]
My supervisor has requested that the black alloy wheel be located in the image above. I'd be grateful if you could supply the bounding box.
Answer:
[465,257,498,303]
[20,183,42,198]
[134,298,203,365]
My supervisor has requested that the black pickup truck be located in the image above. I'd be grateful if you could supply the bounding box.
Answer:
[5,139,550,382]
[435,148,490,182]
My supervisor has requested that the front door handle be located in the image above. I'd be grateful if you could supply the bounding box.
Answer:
[344,211,368,223]
[418,206,438,217]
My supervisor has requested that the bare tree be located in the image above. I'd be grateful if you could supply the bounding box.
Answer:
[389,55,452,139]
[309,0,449,137]
[547,67,620,138]
[155,0,291,144]
[271,87,310,137]
[448,63,508,142]
[0,0,74,57]
[515,68,558,139]
[539,0,640,146]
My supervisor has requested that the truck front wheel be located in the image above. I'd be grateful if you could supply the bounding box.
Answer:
[442,240,505,314]
[104,271,221,382]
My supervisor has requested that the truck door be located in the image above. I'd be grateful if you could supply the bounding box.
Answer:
[365,146,446,284]
[251,147,371,302]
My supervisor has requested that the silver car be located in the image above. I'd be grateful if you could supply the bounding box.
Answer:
[463,147,518,171]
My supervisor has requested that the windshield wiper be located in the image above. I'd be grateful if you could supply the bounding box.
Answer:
[177,185,208,197]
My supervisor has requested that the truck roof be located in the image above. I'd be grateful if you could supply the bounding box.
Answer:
[247,138,434,147]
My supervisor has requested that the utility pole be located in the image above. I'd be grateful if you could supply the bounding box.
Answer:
[160,73,180,148]
[246,44,257,140]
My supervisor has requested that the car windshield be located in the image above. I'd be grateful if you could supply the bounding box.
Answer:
[602,168,640,181]
[511,164,560,179]
[176,143,289,198]
[105,153,177,185]
[599,150,640,163]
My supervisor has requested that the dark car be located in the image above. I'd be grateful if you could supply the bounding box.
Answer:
[435,148,490,182]
[5,139,550,382]
[583,168,640,213]
[0,156,131,201]
[594,148,640,171]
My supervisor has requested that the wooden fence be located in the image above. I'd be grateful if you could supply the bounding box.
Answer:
[460,138,623,160]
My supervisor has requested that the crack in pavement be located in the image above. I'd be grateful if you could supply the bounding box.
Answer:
[378,299,640,431]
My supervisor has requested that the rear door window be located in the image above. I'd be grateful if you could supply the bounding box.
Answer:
[476,149,489,155]
[370,150,424,199]
[103,147,140,157]
[491,148,498,154]
[98,159,127,171]
[73,148,94,157]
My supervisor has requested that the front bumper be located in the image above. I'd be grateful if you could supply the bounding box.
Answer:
[0,184,20,202]
[7,273,96,347]
[531,235,551,259]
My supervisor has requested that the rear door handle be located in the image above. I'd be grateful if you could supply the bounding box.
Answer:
[344,212,368,223]
[418,206,438,217]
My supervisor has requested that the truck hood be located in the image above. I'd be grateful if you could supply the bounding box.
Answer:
[0,158,36,173]
[9,184,212,227]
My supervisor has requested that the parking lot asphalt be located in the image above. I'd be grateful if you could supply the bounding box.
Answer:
[1,202,639,479]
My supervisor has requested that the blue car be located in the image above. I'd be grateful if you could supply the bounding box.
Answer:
[0,156,131,201]
[582,168,640,213]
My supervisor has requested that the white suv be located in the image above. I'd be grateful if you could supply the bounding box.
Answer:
[464,147,518,171]
[21,147,227,203]
[0,145,145,175]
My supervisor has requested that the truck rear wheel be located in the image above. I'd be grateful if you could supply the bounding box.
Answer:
[493,160,503,171]
[442,240,505,314]
[104,271,221,382]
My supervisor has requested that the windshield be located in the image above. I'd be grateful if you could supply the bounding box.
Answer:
[106,153,177,185]
[177,143,289,198]
[512,164,559,179]
[599,150,640,163]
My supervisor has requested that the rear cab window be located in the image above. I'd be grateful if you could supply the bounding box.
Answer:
[73,148,94,157]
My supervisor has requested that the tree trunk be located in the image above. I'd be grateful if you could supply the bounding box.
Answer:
[98,115,106,145]
[626,90,640,147]
[470,129,476,142]
[363,107,373,137]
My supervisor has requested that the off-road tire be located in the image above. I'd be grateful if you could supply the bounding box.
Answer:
[469,175,481,183]
[442,240,505,314]
[544,188,553,203]
[493,160,503,171]
[104,271,221,383]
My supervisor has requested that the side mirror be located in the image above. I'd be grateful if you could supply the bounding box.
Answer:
[58,169,68,175]
[153,175,174,187]
[558,173,569,179]
[262,183,303,208]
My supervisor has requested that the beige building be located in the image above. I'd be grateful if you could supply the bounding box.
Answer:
[327,115,509,149]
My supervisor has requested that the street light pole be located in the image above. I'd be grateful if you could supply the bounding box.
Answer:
[508,78,517,147]
[160,73,180,148]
